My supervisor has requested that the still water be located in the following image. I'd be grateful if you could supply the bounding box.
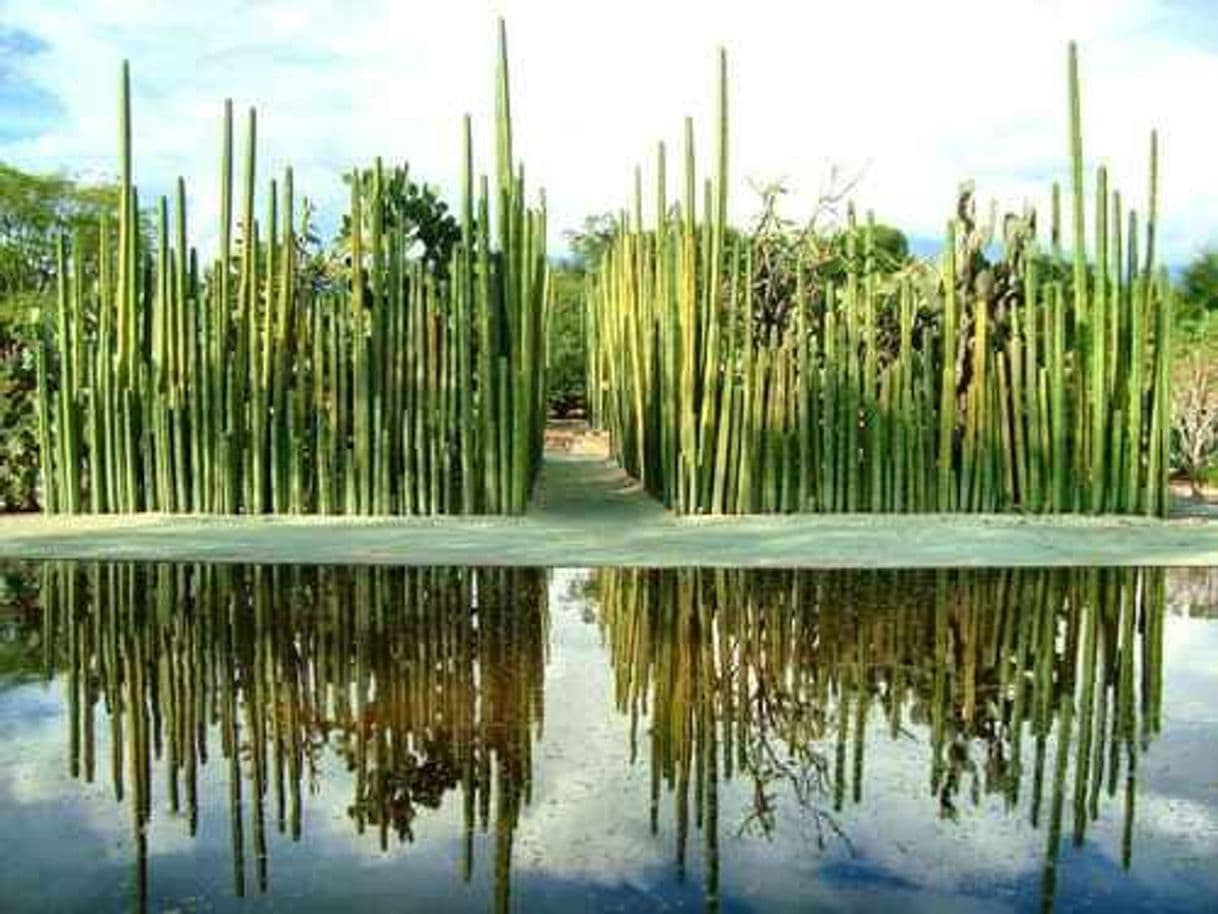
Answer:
[0,564,1215,913]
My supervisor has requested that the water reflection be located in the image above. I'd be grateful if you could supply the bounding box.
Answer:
[32,563,548,913]
[595,568,1165,914]
[0,564,1184,913]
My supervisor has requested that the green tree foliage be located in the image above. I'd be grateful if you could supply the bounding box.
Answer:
[546,267,586,416]
[543,214,616,417]
[0,164,119,510]
[1176,248,1218,326]
[0,163,117,295]
[340,165,461,278]
[0,565,39,679]
[565,213,615,273]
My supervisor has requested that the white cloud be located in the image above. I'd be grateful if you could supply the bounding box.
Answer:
[1,0,1215,262]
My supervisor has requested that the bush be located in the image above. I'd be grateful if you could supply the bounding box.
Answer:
[0,292,43,511]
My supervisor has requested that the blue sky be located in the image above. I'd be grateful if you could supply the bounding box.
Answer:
[0,27,60,143]
[1,0,1216,264]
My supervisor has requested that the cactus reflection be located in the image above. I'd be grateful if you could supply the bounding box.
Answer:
[23,565,1170,913]
[38,563,548,913]
[595,567,1165,914]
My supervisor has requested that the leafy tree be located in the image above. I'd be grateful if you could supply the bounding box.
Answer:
[546,267,586,416]
[0,163,120,510]
[0,564,41,679]
[340,165,461,279]
[545,214,620,416]
[542,215,622,417]
[1177,249,1218,326]
[564,213,615,274]
[0,163,118,296]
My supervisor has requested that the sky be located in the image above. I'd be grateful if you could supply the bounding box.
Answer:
[1,0,1216,264]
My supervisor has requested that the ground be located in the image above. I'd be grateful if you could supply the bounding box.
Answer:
[3,449,1218,567]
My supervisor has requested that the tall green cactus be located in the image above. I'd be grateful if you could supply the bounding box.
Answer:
[586,42,1172,516]
[39,20,546,517]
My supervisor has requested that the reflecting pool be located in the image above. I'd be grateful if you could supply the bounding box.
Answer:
[0,564,1215,913]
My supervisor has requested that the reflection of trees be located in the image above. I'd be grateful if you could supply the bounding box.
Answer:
[596,567,1166,914]
[1167,567,1218,618]
[12,562,1173,913]
[0,567,40,679]
[36,563,548,914]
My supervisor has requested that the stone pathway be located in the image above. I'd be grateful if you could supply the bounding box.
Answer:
[4,445,1218,567]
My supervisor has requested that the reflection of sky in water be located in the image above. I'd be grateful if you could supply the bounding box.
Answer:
[0,566,1215,914]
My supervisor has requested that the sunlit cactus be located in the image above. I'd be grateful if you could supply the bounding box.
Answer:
[37,19,547,516]
[586,42,1172,515]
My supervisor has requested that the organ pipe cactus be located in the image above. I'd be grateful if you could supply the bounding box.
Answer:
[38,20,546,516]
[586,42,1171,515]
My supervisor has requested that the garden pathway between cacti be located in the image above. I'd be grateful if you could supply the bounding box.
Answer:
[3,454,1218,567]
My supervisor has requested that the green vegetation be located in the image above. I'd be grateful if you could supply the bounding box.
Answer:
[1175,248,1218,324]
[0,166,127,511]
[0,164,122,297]
[587,44,1173,515]
[33,21,547,516]
[544,216,620,418]
[0,565,39,679]
[1,290,42,511]
[545,266,587,416]
[2,31,1207,517]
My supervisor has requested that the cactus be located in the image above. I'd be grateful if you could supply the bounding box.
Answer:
[586,42,1171,516]
[39,20,546,516]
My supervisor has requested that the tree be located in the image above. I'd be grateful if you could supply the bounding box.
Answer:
[0,163,118,296]
[1172,347,1218,497]
[546,267,586,416]
[564,213,616,274]
[0,290,41,510]
[1178,249,1218,326]
[738,182,914,343]
[0,163,120,510]
[544,213,618,418]
[339,164,461,279]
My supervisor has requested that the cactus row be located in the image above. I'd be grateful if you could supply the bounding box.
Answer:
[587,43,1173,515]
[35,21,547,516]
